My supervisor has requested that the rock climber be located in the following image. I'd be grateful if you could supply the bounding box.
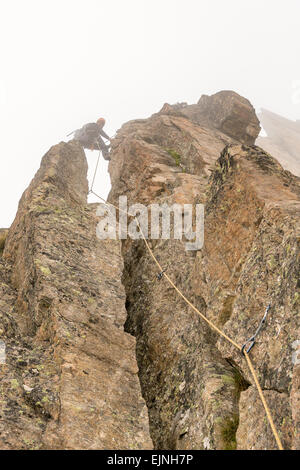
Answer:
[70,118,112,160]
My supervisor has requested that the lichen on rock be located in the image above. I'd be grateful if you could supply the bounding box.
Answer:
[0,90,299,450]
[108,91,299,450]
[0,141,152,450]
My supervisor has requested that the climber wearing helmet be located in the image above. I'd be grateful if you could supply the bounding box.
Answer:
[71,118,112,160]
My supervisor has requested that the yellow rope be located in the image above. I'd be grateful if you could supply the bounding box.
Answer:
[136,222,241,350]
[244,351,284,450]
[90,189,284,450]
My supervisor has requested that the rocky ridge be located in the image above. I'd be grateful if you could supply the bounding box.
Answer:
[0,90,299,450]
[108,91,300,450]
[0,142,151,449]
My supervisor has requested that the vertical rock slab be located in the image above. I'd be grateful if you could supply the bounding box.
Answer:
[108,110,252,450]
[108,100,299,449]
[202,144,300,449]
[1,141,152,449]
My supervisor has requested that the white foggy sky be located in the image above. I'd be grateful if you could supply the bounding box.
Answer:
[0,0,299,227]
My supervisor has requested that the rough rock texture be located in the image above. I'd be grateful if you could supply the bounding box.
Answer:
[0,229,8,256]
[198,145,300,449]
[257,108,300,176]
[0,141,152,449]
[1,90,299,450]
[179,90,261,145]
[108,92,300,450]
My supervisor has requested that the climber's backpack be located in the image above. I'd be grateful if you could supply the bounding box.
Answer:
[74,123,100,146]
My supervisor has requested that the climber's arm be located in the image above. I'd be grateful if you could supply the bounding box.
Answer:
[99,128,110,140]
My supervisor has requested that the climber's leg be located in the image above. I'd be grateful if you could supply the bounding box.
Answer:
[96,137,111,161]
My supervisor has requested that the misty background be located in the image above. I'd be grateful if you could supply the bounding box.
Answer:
[0,0,299,227]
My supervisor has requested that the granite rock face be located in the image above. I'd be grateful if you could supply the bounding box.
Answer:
[0,229,8,255]
[0,141,152,449]
[180,90,261,145]
[0,90,299,450]
[108,95,299,450]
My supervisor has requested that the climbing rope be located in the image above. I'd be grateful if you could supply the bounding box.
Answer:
[90,151,101,192]
[88,150,284,451]
[89,143,109,195]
